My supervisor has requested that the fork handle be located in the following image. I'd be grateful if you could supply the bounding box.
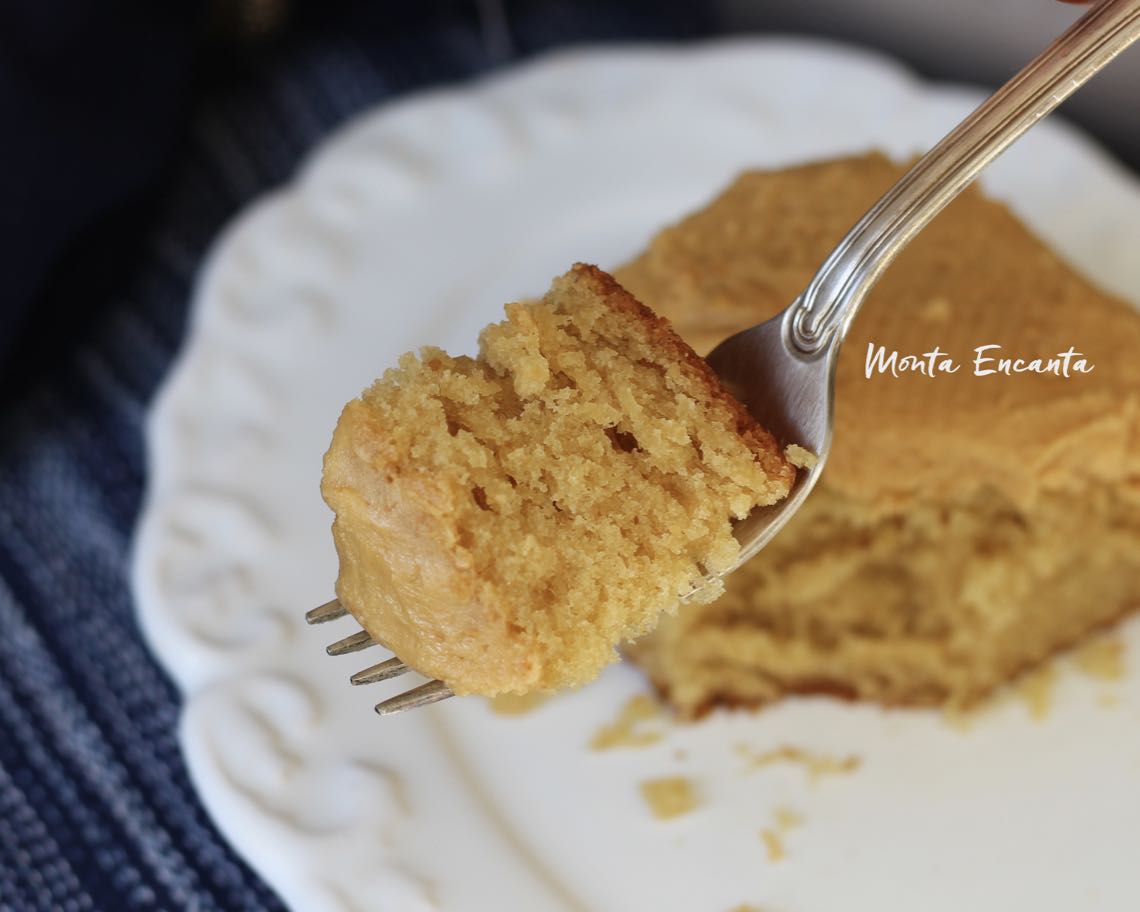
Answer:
[788,0,1140,356]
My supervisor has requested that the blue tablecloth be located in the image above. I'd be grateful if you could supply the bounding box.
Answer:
[0,4,712,909]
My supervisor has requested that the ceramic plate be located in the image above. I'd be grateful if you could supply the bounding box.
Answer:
[132,39,1140,912]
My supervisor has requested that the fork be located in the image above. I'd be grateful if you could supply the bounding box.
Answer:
[308,0,1140,716]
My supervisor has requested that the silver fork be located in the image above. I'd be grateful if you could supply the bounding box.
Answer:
[309,0,1140,716]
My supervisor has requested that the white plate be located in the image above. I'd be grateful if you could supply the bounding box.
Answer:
[132,39,1140,912]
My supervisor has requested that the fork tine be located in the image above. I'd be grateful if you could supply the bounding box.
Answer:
[307,603,450,715]
[351,657,408,685]
[306,598,347,625]
[326,630,375,656]
[374,680,453,716]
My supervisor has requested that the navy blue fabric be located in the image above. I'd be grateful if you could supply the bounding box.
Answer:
[0,3,713,909]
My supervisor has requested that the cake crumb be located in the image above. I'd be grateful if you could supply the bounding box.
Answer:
[640,777,698,820]
[760,828,786,861]
[590,695,663,750]
[488,692,549,716]
[1098,691,1120,708]
[1016,666,1056,720]
[773,806,804,831]
[738,743,861,783]
[1073,637,1125,681]
[783,444,818,470]
[727,905,766,912]
[754,805,803,862]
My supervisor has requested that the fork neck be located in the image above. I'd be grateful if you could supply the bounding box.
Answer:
[788,0,1140,357]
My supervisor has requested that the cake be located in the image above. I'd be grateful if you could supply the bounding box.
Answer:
[321,264,795,697]
[621,153,1140,717]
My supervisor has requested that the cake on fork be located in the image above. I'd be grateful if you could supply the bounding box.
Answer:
[321,264,795,697]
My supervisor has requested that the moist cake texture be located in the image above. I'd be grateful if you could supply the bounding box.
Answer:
[621,152,1140,717]
[321,264,794,696]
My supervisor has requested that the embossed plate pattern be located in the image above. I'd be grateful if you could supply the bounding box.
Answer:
[133,40,1140,912]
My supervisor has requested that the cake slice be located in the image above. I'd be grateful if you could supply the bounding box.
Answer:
[620,153,1140,717]
[321,264,795,696]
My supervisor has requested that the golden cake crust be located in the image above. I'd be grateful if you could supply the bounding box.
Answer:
[616,153,1140,511]
[574,265,792,485]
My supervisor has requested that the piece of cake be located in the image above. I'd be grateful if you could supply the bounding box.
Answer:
[321,264,795,696]
[621,152,1140,717]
